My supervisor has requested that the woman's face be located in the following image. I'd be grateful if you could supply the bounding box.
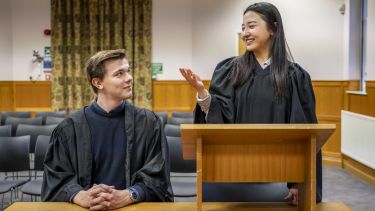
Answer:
[241,11,273,55]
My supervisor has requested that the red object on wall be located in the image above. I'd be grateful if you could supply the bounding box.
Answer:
[44,29,51,36]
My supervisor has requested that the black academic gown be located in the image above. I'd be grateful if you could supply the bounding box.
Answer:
[41,102,174,202]
[194,57,322,202]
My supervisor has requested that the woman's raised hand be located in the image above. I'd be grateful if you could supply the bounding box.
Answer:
[179,68,207,98]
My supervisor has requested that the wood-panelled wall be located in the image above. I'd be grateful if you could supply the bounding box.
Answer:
[1,80,375,166]
[1,80,374,113]
[348,82,375,116]
[313,81,351,166]
[153,80,375,168]
[0,81,52,112]
[152,80,210,113]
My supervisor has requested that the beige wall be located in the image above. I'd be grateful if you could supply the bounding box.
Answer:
[367,0,375,80]
[154,0,349,80]
[0,0,13,80]
[1,0,374,81]
[0,0,50,81]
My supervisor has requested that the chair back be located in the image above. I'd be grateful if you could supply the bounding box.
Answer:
[16,124,56,153]
[45,116,65,125]
[0,136,30,172]
[34,135,51,171]
[35,111,66,124]
[164,124,181,137]
[167,117,193,125]
[0,125,12,137]
[171,112,193,118]
[1,111,32,125]
[155,111,168,126]
[5,117,43,136]
[167,136,196,173]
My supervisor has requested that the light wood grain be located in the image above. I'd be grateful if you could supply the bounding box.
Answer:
[313,81,347,116]
[4,202,351,211]
[318,119,341,164]
[196,137,203,211]
[313,80,349,166]
[238,32,246,55]
[299,135,316,211]
[14,81,51,109]
[184,138,311,183]
[322,151,342,168]
[182,125,335,211]
[203,143,305,182]
[0,81,14,111]
[0,81,52,112]
[152,80,210,114]
[342,154,375,186]
[4,80,373,163]
[348,82,375,117]
[181,124,336,160]
[2,79,375,184]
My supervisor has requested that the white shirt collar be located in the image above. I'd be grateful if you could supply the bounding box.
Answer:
[261,58,271,69]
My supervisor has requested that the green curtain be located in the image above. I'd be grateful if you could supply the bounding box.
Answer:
[51,0,152,111]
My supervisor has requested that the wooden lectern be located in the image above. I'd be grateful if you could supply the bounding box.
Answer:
[181,124,336,211]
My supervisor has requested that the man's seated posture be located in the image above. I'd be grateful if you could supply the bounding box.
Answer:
[42,49,173,210]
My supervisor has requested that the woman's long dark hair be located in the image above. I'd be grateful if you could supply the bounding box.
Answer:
[231,2,293,100]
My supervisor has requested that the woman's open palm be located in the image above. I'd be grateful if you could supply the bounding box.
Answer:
[179,68,205,92]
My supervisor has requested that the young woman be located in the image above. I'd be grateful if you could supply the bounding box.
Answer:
[180,2,322,205]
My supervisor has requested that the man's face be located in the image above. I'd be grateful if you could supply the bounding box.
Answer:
[96,58,133,101]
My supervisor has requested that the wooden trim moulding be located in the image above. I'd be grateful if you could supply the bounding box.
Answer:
[342,154,375,187]
[322,151,342,168]
[317,115,341,122]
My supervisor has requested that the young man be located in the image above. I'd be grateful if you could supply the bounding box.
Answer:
[42,49,173,210]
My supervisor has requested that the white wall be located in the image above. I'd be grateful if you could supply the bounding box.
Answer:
[152,0,193,80]
[343,0,362,80]
[0,0,13,80]
[154,0,347,80]
[192,0,240,79]
[366,0,375,80]
[277,0,345,80]
[11,0,51,80]
[1,0,373,81]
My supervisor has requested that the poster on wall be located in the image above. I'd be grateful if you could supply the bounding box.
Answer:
[151,63,163,80]
[43,46,52,80]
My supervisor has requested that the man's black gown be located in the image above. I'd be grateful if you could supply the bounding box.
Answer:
[41,102,174,202]
[194,57,322,202]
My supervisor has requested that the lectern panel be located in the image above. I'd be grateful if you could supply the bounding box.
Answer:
[180,124,336,211]
[181,124,336,160]
[202,143,305,182]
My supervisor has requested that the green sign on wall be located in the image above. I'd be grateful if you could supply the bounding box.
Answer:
[151,63,163,80]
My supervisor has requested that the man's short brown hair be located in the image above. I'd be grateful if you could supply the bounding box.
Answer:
[85,49,127,93]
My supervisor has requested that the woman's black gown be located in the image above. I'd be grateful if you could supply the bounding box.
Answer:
[194,57,322,202]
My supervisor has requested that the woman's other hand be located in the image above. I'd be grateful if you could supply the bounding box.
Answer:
[179,68,207,98]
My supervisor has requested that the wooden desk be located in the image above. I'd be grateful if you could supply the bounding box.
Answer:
[5,202,351,211]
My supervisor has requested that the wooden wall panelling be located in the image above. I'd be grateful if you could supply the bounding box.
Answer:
[0,81,15,111]
[342,154,375,186]
[238,32,246,55]
[3,79,374,182]
[14,81,52,111]
[313,81,346,117]
[312,81,346,165]
[348,81,375,117]
[152,80,195,112]
[152,80,346,164]
[320,119,342,167]
[0,81,52,112]
[152,80,210,114]
[343,81,375,184]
